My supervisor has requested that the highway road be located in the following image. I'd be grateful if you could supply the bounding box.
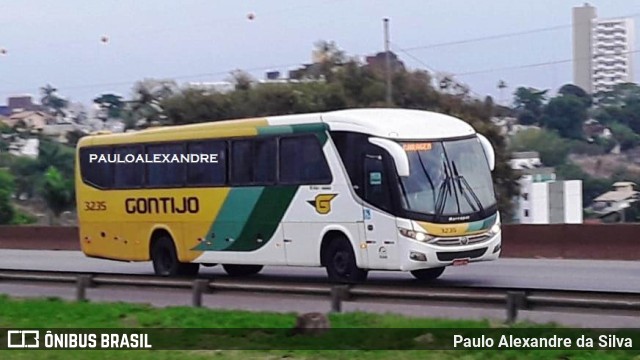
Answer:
[1,250,638,327]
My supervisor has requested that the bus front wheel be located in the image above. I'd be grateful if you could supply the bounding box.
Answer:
[410,267,445,281]
[151,236,199,277]
[324,238,368,283]
[222,264,263,277]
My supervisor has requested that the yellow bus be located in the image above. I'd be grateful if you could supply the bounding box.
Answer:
[76,108,501,282]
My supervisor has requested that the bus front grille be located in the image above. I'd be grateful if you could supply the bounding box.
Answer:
[436,248,487,262]
[429,233,490,246]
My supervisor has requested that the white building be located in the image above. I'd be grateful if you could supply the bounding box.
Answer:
[511,152,583,224]
[509,151,542,170]
[572,3,635,94]
[592,18,635,94]
[186,81,235,94]
[8,137,39,158]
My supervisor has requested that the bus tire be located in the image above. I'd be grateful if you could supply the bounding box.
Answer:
[324,237,368,283]
[151,236,199,277]
[410,267,445,281]
[222,264,263,277]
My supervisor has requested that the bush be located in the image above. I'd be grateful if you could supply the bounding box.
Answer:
[10,210,37,225]
[509,128,570,166]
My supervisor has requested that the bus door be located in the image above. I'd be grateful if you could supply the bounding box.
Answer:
[362,153,399,269]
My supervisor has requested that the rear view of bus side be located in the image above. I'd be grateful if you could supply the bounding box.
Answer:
[76,108,501,282]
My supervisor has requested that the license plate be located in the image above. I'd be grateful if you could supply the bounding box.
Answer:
[452,258,470,266]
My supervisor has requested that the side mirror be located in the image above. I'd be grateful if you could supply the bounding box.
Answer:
[477,133,495,171]
[368,137,410,177]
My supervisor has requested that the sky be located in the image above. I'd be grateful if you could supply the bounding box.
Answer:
[0,0,638,106]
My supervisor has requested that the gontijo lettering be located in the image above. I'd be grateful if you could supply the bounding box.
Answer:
[125,197,199,214]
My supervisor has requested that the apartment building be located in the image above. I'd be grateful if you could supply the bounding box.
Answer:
[572,3,635,94]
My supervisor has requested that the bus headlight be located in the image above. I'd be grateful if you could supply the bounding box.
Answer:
[398,228,433,242]
[487,221,501,237]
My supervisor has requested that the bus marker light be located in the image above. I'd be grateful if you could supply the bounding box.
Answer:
[360,243,367,249]
[409,251,427,261]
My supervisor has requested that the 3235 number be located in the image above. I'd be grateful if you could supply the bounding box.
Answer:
[84,201,107,211]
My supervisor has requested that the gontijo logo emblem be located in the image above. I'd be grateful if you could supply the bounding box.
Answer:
[307,194,337,214]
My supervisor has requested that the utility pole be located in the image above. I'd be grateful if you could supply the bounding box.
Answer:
[384,18,392,106]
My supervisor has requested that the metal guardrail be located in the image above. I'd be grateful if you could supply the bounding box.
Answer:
[0,269,639,323]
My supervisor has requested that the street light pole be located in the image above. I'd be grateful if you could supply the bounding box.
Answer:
[384,18,392,106]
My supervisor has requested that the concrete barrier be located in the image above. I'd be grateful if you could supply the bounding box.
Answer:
[0,224,638,260]
[0,226,79,250]
[501,224,640,260]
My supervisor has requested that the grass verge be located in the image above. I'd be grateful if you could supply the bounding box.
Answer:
[0,295,637,359]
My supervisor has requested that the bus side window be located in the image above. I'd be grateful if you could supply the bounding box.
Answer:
[363,154,392,212]
[146,143,185,187]
[254,139,276,184]
[187,141,227,186]
[231,138,276,185]
[279,135,331,184]
[79,147,113,189]
[113,145,144,188]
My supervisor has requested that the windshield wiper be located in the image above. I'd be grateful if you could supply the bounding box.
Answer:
[416,152,436,204]
[434,160,453,216]
[451,161,485,214]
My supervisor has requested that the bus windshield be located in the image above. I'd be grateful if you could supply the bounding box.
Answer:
[399,137,496,217]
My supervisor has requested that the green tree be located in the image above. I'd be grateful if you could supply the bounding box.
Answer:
[513,87,547,124]
[609,122,640,151]
[41,166,74,225]
[509,128,570,166]
[40,84,69,118]
[9,156,41,198]
[558,83,591,107]
[38,138,75,175]
[128,78,178,127]
[66,129,88,147]
[541,95,587,139]
[93,93,125,119]
[0,169,15,224]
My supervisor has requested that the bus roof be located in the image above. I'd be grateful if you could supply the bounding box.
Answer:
[320,108,475,140]
[78,108,476,146]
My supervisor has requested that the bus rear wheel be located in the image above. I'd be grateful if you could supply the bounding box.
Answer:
[222,264,263,277]
[151,236,199,277]
[324,238,368,283]
[410,267,445,281]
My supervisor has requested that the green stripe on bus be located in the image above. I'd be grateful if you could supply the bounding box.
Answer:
[224,186,299,251]
[467,213,497,232]
[256,123,328,143]
[256,125,294,136]
[291,123,328,144]
[193,187,264,251]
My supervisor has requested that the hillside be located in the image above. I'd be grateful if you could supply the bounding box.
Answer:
[570,148,640,179]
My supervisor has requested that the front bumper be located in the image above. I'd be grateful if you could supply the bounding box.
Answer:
[398,231,501,271]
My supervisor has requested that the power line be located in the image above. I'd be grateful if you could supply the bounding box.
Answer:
[454,49,640,77]
[400,12,640,52]
[391,42,482,98]
[403,24,571,52]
